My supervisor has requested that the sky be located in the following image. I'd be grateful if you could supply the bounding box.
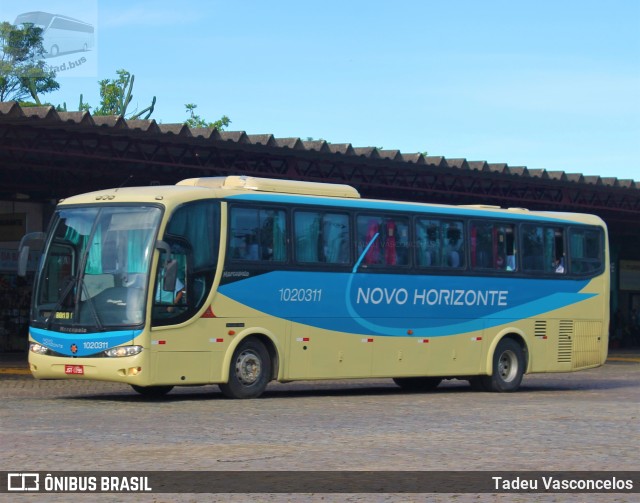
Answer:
[2,0,639,181]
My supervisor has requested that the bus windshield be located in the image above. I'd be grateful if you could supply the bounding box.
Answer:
[32,206,162,332]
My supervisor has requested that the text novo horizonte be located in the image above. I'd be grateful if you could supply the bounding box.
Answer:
[356,287,508,307]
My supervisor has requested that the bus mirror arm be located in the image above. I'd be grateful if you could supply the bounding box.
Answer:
[156,241,178,293]
[17,232,45,276]
[156,240,172,261]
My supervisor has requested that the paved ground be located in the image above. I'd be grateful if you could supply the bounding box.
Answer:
[0,352,639,503]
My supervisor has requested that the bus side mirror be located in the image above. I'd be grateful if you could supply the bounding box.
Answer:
[162,259,178,293]
[17,232,45,276]
[17,247,30,277]
[156,240,177,292]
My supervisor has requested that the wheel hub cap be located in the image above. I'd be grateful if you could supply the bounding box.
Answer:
[235,351,261,385]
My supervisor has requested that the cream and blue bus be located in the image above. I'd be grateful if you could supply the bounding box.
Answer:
[20,176,610,398]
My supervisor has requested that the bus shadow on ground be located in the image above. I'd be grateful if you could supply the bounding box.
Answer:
[59,376,638,402]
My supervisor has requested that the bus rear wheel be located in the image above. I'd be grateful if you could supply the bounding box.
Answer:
[220,338,271,399]
[131,385,173,398]
[393,377,442,392]
[480,338,525,392]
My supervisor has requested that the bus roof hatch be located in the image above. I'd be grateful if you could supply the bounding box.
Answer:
[177,176,361,199]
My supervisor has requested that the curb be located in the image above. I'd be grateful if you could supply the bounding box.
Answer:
[0,367,31,375]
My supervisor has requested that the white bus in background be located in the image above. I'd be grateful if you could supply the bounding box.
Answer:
[14,11,94,58]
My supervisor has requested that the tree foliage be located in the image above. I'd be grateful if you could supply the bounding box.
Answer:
[58,71,231,130]
[0,21,59,104]
[92,69,155,119]
[184,103,230,131]
[0,27,231,129]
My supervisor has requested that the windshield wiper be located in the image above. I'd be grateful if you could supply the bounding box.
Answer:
[68,208,105,331]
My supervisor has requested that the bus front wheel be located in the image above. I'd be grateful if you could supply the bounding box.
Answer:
[481,338,525,392]
[220,338,271,399]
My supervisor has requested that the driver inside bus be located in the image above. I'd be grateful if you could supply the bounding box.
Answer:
[155,258,186,311]
[156,277,185,304]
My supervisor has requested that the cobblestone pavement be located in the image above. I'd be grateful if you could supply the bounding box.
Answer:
[1,361,639,503]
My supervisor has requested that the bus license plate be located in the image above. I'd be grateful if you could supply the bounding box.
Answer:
[65,365,84,375]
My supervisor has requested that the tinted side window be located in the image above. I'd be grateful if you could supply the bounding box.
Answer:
[294,211,350,264]
[521,225,565,274]
[569,228,603,275]
[415,218,464,268]
[471,222,516,272]
[356,215,409,266]
[229,207,287,262]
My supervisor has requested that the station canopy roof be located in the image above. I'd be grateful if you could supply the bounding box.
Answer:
[0,101,639,237]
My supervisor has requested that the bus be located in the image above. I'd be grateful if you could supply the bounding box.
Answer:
[19,176,610,398]
[14,11,94,58]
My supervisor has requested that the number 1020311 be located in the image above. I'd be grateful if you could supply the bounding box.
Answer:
[278,288,323,302]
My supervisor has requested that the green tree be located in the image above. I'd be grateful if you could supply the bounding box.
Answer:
[62,72,231,130]
[0,21,59,104]
[92,69,156,119]
[184,103,230,131]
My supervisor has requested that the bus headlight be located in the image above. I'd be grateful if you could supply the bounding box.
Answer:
[30,342,50,355]
[104,345,143,358]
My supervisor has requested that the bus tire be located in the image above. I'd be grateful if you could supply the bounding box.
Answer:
[220,338,271,399]
[393,377,442,392]
[481,338,525,392]
[131,384,173,398]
